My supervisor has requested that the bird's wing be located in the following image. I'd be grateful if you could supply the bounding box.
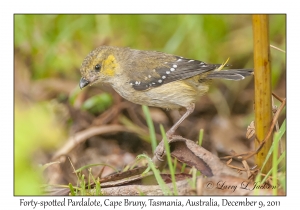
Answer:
[125,51,220,91]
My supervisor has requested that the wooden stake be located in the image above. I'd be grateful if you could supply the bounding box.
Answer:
[252,15,273,173]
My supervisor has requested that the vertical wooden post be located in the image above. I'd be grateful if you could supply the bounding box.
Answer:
[252,15,273,173]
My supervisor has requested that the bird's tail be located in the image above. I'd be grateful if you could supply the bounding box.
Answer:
[206,69,253,81]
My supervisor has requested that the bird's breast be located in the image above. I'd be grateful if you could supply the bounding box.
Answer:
[111,78,209,109]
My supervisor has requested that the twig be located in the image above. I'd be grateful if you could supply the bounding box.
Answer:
[270,45,286,53]
[220,93,285,161]
[242,160,251,178]
[220,151,252,160]
[243,97,286,160]
[52,125,130,160]
[272,92,284,103]
[226,164,247,171]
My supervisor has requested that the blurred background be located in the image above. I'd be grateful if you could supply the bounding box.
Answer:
[14,14,286,195]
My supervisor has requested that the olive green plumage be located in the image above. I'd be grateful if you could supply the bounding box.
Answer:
[79,46,253,136]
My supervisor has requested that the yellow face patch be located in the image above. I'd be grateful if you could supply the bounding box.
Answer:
[102,54,118,77]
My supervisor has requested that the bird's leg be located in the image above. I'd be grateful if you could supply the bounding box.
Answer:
[166,103,195,138]
[155,103,195,162]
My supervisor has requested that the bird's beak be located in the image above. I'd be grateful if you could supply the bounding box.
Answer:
[79,77,90,89]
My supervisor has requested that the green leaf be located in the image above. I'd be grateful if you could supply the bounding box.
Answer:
[81,93,112,113]
[142,105,157,153]
[137,154,172,195]
[160,125,178,195]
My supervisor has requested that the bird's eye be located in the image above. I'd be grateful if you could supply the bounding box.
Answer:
[95,64,101,71]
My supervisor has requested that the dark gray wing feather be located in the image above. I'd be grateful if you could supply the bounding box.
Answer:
[130,57,221,91]
[206,69,253,80]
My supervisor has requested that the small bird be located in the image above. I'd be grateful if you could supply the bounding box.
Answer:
[79,46,253,138]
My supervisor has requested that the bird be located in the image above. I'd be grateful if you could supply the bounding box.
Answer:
[79,46,253,138]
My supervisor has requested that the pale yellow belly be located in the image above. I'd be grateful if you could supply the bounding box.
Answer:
[112,79,209,110]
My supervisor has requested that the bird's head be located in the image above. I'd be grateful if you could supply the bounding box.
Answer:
[79,46,120,89]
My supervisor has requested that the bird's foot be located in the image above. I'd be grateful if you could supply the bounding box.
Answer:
[154,132,182,162]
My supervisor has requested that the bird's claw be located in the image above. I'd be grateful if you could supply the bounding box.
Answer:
[154,134,183,162]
